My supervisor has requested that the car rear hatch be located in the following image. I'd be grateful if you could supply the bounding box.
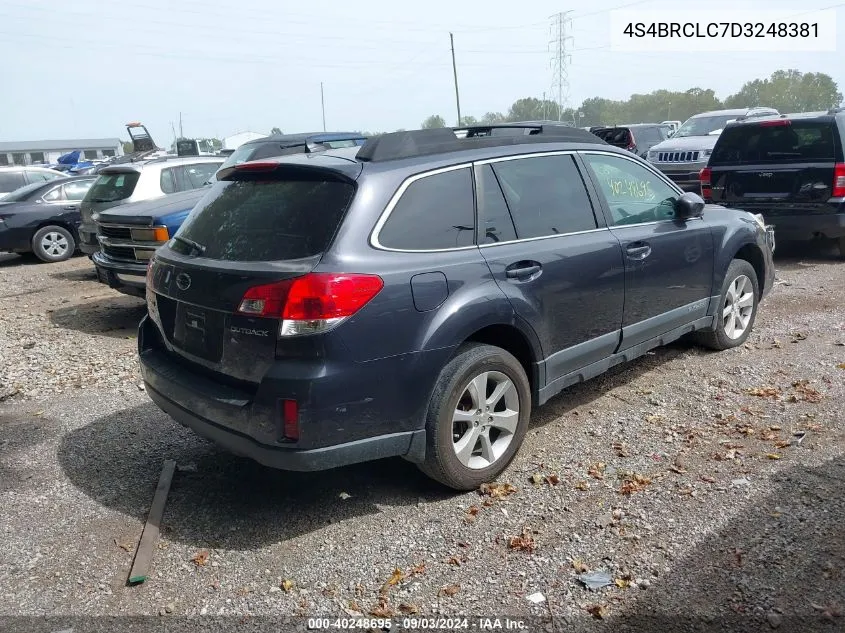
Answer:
[80,168,143,225]
[592,127,634,150]
[146,157,366,385]
[706,118,844,215]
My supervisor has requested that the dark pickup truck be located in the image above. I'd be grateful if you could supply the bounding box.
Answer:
[701,109,845,257]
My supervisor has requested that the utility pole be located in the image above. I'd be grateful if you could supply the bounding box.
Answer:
[450,32,462,126]
[543,91,547,120]
[549,11,574,122]
[320,82,326,132]
[170,122,177,147]
[179,112,183,138]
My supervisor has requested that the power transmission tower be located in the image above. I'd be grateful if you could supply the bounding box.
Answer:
[549,11,574,122]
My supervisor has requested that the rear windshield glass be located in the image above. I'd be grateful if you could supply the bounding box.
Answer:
[1,180,45,201]
[217,143,308,171]
[593,128,632,147]
[171,176,355,261]
[710,121,838,166]
[86,172,140,202]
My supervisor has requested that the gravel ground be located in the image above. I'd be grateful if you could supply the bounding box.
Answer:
[1,246,844,632]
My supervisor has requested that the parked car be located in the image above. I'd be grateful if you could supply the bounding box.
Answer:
[218,131,367,171]
[0,166,67,200]
[78,156,224,257]
[590,124,670,158]
[646,107,780,192]
[138,124,774,490]
[93,132,371,297]
[0,175,96,262]
[702,108,845,257]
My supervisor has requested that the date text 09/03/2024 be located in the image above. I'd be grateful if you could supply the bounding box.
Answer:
[622,22,819,38]
[306,617,528,630]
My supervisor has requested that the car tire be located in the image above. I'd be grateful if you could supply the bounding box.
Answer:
[418,343,531,491]
[31,225,75,263]
[695,259,760,351]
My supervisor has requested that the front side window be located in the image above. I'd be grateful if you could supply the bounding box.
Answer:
[378,168,475,250]
[583,154,678,226]
[491,154,597,239]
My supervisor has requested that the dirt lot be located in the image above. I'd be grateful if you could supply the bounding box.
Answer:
[1,246,844,631]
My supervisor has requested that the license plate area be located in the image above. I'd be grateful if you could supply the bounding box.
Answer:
[172,302,225,362]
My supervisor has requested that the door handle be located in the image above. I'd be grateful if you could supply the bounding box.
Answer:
[626,243,651,260]
[63,205,77,211]
[505,264,541,279]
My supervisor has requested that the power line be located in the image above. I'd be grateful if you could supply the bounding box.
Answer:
[549,11,574,121]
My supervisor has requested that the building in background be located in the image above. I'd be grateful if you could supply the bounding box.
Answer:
[0,138,123,166]
[222,131,265,151]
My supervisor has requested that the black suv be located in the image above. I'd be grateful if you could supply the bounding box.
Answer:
[702,108,845,257]
[139,125,775,490]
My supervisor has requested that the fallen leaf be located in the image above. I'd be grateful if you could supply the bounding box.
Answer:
[446,555,464,566]
[765,453,782,460]
[587,462,606,480]
[410,561,427,576]
[574,480,590,491]
[700,475,717,483]
[32,410,44,417]
[113,539,132,552]
[792,380,823,403]
[440,584,460,597]
[191,550,210,566]
[466,505,480,516]
[530,473,543,485]
[746,387,781,398]
[281,579,294,592]
[545,473,560,486]
[614,577,632,589]
[645,414,665,424]
[774,440,792,449]
[370,597,395,618]
[586,604,609,619]
[507,527,536,553]
[338,492,352,500]
[620,473,652,495]
[380,568,404,594]
[838,363,845,369]
[572,559,589,573]
[479,482,517,499]
[612,441,629,457]
[399,603,420,615]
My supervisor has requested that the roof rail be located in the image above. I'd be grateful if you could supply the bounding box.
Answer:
[357,125,605,163]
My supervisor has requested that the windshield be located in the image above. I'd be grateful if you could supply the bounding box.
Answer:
[674,115,739,138]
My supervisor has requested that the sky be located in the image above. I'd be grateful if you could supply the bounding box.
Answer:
[1,0,843,144]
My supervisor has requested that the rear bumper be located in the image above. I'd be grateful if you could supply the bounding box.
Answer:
[137,315,439,471]
[92,251,147,297]
[765,212,845,242]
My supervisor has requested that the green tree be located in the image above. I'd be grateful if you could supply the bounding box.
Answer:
[122,140,133,154]
[481,111,506,124]
[420,115,447,129]
[506,97,562,122]
[724,69,842,113]
[459,115,479,126]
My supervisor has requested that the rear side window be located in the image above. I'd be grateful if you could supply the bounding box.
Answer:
[492,155,597,238]
[710,121,838,165]
[160,167,178,194]
[0,171,26,191]
[86,172,141,202]
[172,176,355,261]
[378,168,475,250]
[64,180,94,201]
[184,163,220,187]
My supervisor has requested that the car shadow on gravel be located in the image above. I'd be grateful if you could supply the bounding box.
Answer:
[49,266,98,282]
[48,296,147,338]
[57,402,451,550]
[0,408,57,493]
[593,454,845,633]
[773,240,841,264]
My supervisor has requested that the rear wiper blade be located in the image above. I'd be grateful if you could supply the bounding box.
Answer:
[173,235,206,255]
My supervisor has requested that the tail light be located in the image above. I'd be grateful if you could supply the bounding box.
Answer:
[627,131,636,151]
[699,167,712,200]
[281,399,299,440]
[236,272,384,337]
[833,163,845,197]
[758,119,791,127]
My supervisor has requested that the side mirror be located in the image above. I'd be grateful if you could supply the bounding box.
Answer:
[674,192,705,219]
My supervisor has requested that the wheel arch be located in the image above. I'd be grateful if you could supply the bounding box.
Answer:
[731,242,765,299]
[459,321,541,397]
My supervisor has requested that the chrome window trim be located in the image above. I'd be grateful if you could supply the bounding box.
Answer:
[478,226,610,249]
[369,163,478,253]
